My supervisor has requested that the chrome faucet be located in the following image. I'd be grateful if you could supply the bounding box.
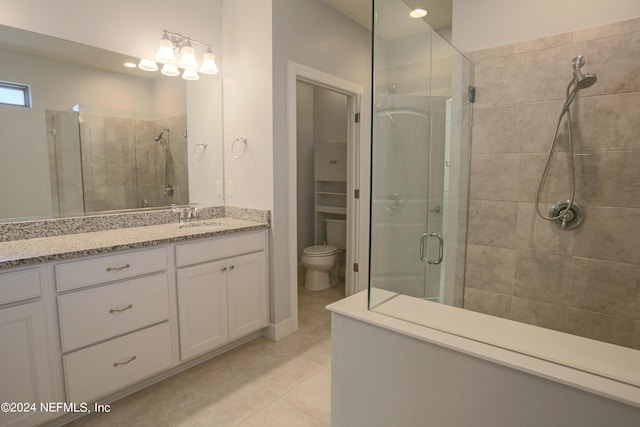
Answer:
[172,205,198,226]
[187,206,198,222]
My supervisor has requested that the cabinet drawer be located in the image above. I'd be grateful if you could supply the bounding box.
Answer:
[55,247,167,292]
[58,273,170,352]
[0,268,42,306]
[176,231,265,267]
[64,322,172,404]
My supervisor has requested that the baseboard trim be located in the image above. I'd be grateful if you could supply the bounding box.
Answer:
[263,318,293,341]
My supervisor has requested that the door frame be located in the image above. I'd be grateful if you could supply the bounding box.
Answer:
[286,61,363,332]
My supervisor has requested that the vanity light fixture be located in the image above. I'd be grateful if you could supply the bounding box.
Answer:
[138,30,219,80]
[409,8,428,18]
[177,40,198,70]
[182,68,200,81]
[137,58,158,71]
[161,64,180,77]
[199,47,219,75]
[155,31,177,64]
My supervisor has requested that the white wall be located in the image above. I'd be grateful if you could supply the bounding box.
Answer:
[222,0,273,210]
[272,0,372,325]
[313,87,348,144]
[453,0,640,52]
[296,81,315,259]
[332,311,640,427]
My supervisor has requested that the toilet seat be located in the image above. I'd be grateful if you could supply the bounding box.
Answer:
[303,245,339,257]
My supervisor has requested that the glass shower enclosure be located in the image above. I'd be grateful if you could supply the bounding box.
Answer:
[369,0,472,310]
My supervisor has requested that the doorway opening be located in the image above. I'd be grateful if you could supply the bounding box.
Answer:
[287,62,363,332]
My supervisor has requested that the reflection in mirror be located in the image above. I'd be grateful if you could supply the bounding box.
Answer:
[0,24,223,221]
[47,106,188,214]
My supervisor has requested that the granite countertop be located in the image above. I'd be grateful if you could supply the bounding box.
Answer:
[0,217,269,269]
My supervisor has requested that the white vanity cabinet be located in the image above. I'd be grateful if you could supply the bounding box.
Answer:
[0,267,59,427]
[55,247,174,404]
[176,230,268,360]
[0,220,270,426]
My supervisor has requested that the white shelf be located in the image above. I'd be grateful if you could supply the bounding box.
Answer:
[316,206,347,215]
[317,191,347,196]
[314,142,348,244]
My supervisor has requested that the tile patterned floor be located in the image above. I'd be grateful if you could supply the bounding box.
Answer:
[67,282,344,426]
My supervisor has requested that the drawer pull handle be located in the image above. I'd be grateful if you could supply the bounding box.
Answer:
[109,304,133,314]
[106,264,130,272]
[113,355,137,367]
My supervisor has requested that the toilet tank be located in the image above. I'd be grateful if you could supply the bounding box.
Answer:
[325,218,346,249]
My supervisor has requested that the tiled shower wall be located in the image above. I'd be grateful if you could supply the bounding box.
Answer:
[50,112,189,214]
[464,18,640,349]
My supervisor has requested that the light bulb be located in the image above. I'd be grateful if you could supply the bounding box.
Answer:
[199,48,219,75]
[177,41,198,70]
[409,8,428,18]
[155,32,176,64]
[161,64,180,76]
[182,68,200,81]
[138,58,158,71]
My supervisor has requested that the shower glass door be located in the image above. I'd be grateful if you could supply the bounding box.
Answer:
[369,0,472,310]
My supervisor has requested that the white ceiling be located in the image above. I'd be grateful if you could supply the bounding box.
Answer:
[321,0,452,33]
[322,0,372,29]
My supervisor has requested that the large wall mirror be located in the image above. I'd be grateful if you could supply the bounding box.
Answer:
[0,24,224,221]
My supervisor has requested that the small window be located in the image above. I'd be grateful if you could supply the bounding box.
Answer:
[0,80,31,108]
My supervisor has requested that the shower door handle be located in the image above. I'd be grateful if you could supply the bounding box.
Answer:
[420,233,444,265]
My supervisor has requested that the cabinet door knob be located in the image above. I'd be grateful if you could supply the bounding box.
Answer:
[229,265,235,270]
[221,267,227,272]
[109,304,133,314]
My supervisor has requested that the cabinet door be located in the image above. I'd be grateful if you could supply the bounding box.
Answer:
[177,260,229,360]
[227,252,268,340]
[332,144,348,181]
[314,143,347,181]
[314,144,336,181]
[0,302,57,427]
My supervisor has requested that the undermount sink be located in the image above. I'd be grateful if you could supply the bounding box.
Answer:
[178,220,226,230]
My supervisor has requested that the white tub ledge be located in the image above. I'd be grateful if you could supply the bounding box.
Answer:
[328,291,640,427]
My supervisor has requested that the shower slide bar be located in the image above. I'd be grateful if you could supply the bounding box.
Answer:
[420,232,444,265]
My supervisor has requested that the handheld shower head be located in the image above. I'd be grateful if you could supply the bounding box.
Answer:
[573,70,598,89]
[153,128,170,150]
[153,128,169,142]
[570,55,597,89]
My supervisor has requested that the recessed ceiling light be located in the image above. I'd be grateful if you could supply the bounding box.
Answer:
[409,8,428,19]
[124,62,137,68]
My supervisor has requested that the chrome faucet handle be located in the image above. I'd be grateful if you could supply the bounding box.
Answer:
[187,206,198,221]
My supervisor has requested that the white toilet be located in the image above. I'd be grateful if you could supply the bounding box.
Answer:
[301,218,346,291]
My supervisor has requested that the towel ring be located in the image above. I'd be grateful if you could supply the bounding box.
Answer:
[193,142,208,161]
[232,137,247,159]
